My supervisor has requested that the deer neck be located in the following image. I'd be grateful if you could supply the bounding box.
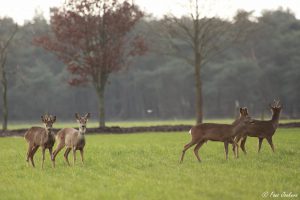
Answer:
[271,112,280,128]
[232,117,245,133]
[44,128,52,138]
[231,118,240,126]
[79,128,86,135]
[271,112,280,125]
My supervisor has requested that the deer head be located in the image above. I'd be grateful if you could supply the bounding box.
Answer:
[41,114,56,132]
[238,107,253,125]
[239,107,249,117]
[75,113,90,132]
[269,99,282,115]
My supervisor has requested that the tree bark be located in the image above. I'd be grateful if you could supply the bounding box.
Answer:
[1,68,8,131]
[260,109,265,120]
[96,86,105,128]
[195,53,203,124]
[0,24,17,131]
[95,71,108,128]
[193,3,203,124]
[96,82,106,128]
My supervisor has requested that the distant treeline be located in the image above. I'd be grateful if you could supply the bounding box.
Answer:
[0,8,299,122]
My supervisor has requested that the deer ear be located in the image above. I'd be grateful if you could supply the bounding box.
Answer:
[75,113,80,120]
[239,108,243,113]
[41,116,45,122]
[276,100,281,108]
[52,116,56,123]
[85,113,91,119]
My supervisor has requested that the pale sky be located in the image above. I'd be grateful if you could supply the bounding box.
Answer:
[0,0,299,24]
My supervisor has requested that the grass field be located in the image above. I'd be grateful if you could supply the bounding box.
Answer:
[0,128,299,200]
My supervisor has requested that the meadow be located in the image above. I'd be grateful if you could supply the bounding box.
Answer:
[0,127,299,200]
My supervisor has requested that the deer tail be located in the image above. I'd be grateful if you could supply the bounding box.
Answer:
[24,130,30,142]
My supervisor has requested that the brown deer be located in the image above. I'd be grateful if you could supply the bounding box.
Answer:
[52,113,90,166]
[235,100,282,153]
[180,108,250,163]
[24,114,56,168]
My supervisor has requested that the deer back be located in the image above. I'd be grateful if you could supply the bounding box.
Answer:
[24,127,55,147]
[245,120,277,137]
[57,128,84,148]
[191,123,234,141]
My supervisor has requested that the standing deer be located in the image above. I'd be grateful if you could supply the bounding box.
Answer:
[180,108,250,163]
[52,113,90,166]
[235,100,282,153]
[24,114,56,168]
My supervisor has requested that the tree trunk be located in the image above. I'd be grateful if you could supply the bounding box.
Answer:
[194,53,203,124]
[0,24,17,131]
[95,71,109,128]
[96,83,106,128]
[260,109,265,120]
[1,69,8,131]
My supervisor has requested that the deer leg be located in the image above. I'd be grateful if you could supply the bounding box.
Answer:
[240,137,247,154]
[180,141,197,163]
[234,134,244,145]
[48,147,55,168]
[224,142,229,160]
[73,148,76,166]
[64,148,71,166]
[26,143,33,165]
[235,140,240,158]
[228,139,238,158]
[52,143,65,162]
[30,146,39,168]
[235,134,245,156]
[266,137,275,153]
[80,149,84,164]
[41,147,46,169]
[258,138,264,153]
[193,140,205,162]
[232,143,235,155]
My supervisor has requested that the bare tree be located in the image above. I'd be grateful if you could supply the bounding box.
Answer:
[0,19,17,130]
[158,0,240,124]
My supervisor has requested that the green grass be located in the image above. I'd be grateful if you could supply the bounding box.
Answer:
[6,118,300,129]
[0,128,299,200]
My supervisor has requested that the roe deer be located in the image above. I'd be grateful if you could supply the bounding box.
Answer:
[180,108,250,163]
[24,114,56,168]
[235,100,282,153]
[52,113,90,166]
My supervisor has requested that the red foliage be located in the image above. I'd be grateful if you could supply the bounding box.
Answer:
[34,0,147,86]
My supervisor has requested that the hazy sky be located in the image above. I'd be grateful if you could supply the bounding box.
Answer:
[0,0,299,24]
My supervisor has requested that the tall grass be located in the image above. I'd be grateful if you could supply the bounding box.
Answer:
[0,128,299,200]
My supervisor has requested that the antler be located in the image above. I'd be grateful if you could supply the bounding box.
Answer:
[41,114,56,122]
[271,99,281,108]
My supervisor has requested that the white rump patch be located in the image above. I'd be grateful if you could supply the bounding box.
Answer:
[189,129,192,134]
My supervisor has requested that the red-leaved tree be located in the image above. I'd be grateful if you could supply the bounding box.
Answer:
[34,0,147,127]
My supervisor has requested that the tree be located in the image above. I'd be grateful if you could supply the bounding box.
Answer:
[34,0,147,127]
[0,18,17,130]
[156,0,240,124]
